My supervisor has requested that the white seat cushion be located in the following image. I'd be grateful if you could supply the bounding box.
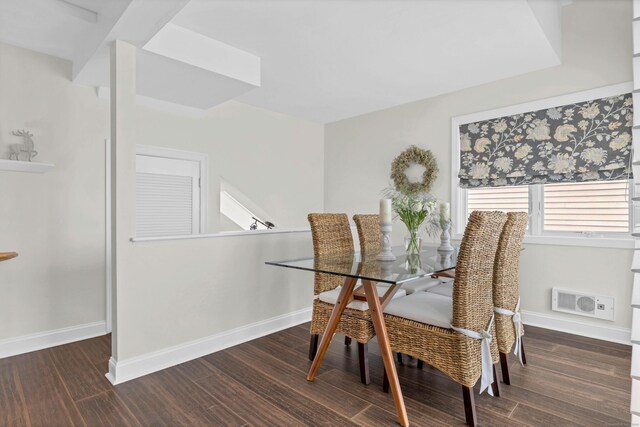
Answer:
[426,281,453,298]
[402,277,441,294]
[319,285,407,311]
[383,292,453,329]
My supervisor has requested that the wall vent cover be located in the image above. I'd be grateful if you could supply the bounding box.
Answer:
[551,288,614,321]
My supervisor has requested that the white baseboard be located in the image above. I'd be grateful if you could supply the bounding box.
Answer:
[0,321,108,358]
[521,309,631,345]
[106,306,312,385]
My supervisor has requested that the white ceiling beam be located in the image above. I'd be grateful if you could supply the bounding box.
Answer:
[72,0,190,81]
[72,0,132,80]
[75,0,260,110]
[54,0,98,23]
[143,23,260,87]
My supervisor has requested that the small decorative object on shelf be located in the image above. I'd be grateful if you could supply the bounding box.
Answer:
[437,202,454,254]
[9,130,38,162]
[377,198,396,261]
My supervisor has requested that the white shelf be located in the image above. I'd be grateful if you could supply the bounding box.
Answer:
[0,159,54,173]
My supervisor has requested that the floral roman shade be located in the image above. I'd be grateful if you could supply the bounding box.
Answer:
[458,93,633,188]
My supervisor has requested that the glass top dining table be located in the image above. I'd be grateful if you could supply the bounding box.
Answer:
[266,246,457,285]
[266,246,458,427]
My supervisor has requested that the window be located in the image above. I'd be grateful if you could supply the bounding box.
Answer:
[218,178,275,232]
[451,82,635,247]
[135,146,207,238]
[461,179,631,238]
[467,185,529,217]
[542,180,630,233]
[220,190,258,230]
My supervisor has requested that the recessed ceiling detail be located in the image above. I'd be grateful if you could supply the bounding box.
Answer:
[0,0,567,123]
[144,23,260,87]
[172,0,564,123]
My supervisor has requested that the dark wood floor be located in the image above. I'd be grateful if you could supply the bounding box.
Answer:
[0,323,631,426]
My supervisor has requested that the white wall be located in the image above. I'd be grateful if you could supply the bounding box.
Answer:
[115,233,315,360]
[0,42,109,343]
[136,100,324,232]
[109,41,324,372]
[1,0,632,374]
[324,0,634,332]
[0,41,324,360]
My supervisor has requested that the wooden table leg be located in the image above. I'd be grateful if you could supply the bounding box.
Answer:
[379,284,401,311]
[362,279,409,427]
[307,276,357,381]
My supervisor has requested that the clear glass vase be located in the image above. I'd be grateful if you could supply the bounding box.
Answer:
[405,252,422,274]
[404,231,422,256]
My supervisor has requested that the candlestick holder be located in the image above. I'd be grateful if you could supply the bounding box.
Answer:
[376,223,396,261]
[438,251,453,270]
[437,221,454,254]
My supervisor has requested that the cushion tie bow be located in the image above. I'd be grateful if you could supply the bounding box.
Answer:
[451,314,496,396]
[494,297,523,366]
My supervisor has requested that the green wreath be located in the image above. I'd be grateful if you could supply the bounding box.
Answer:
[390,145,438,194]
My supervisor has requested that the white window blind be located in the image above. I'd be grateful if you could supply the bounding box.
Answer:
[136,155,201,238]
[543,180,630,233]
[467,185,529,218]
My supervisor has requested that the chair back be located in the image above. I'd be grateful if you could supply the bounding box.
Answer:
[493,211,528,352]
[353,214,381,255]
[308,213,354,294]
[451,211,507,333]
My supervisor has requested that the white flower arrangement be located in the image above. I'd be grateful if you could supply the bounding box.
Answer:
[384,188,437,254]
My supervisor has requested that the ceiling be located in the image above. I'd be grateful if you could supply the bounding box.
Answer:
[0,0,104,61]
[0,0,566,123]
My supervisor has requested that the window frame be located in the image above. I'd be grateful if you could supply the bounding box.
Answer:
[451,82,635,249]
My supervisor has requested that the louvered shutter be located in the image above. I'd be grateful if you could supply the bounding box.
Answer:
[136,155,200,238]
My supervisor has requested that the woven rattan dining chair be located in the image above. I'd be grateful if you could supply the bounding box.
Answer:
[493,211,528,385]
[352,214,382,255]
[307,213,406,385]
[383,211,507,426]
[424,211,529,383]
[353,214,442,296]
[352,213,442,368]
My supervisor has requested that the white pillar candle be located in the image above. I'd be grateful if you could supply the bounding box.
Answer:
[440,202,450,222]
[380,199,392,224]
